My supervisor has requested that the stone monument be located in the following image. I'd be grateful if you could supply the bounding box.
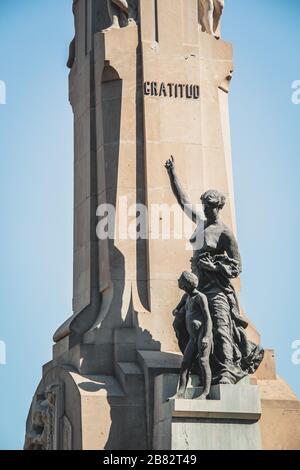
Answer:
[25,0,300,450]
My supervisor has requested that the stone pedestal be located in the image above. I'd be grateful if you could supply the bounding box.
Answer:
[153,375,262,450]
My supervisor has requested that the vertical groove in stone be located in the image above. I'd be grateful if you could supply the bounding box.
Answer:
[154,0,159,43]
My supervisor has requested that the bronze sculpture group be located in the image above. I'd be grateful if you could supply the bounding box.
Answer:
[165,157,264,400]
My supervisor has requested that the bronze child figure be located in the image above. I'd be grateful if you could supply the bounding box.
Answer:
[175,271,213,400]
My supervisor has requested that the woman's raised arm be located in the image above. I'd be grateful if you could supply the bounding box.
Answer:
[165,156,204,224]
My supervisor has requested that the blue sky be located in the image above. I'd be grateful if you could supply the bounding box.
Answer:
[0,0,299,449]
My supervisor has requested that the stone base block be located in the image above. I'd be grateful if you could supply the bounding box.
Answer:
[153,374,262,450]
[25,365,147,450]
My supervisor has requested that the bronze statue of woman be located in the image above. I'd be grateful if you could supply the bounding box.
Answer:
[165,156,264,385]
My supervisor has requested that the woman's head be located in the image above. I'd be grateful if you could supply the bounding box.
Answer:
[201,189,226,221]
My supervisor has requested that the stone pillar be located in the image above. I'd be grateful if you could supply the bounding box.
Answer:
[24,0,300,451]
[137,0,236,350]
[54,0,240,354]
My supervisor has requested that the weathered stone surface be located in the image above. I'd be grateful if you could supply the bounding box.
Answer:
[257,377,300,450]
[153,374,262,450]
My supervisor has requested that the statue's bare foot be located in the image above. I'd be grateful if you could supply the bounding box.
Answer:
[219,377,231,385]
[128,19,136,27]
[171,388,186,400]
[197,393,209,400]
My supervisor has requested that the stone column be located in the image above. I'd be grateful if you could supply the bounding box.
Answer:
[24,0,300,451]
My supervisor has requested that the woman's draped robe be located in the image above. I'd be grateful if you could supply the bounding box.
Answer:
[173,221,264,384]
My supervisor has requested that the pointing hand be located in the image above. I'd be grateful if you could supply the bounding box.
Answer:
[165,155,175,173]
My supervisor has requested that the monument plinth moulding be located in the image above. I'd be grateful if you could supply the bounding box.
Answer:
[24,0,300,450]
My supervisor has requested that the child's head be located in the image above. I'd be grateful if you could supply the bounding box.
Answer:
[178,271,198,293]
